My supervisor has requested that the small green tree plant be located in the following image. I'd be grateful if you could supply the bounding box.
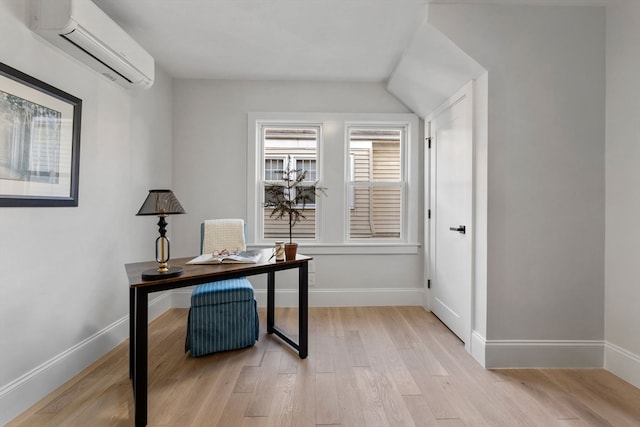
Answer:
[263,156,327,246]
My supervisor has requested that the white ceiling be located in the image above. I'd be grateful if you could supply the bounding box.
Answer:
[91,0,607,82]
[92,0,430,82]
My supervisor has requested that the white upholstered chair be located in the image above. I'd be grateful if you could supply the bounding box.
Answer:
[184,219,259,356]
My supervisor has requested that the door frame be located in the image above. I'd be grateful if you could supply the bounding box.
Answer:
[425,80,475,351]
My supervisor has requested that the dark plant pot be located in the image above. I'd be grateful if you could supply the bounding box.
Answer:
[284,243,298,261]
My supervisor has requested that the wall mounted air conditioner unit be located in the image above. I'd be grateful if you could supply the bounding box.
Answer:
[30,0,155,89]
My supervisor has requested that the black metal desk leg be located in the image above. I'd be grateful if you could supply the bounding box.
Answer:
[299,262,308,359]
[129,287,135,380]
[134,288,148,427]
[267,271,275,334]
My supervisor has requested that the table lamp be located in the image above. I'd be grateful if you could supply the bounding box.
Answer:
[136,189,186,280]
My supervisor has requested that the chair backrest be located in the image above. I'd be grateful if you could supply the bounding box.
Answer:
[200,219,247,254]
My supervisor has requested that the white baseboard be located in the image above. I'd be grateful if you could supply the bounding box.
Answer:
[172,287,426,308]
[480,338,639,388]
[171,288,194,308]
[449,332,606,371]
[484,339,604,368]
[0,291,173,426]
[266,287,426,307]
[604,341,640,389]
[470,330,486,367]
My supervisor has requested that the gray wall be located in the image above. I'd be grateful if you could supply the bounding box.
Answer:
[0,0,173,422]
[604,0,640,387]
[171,80,425,305]
[429,4,606,359]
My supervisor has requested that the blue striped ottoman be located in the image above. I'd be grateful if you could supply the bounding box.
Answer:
[185,277,259,356]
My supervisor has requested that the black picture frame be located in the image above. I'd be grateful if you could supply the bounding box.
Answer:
[0,62,82,207]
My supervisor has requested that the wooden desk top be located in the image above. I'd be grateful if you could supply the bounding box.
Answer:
[125,248,312,288]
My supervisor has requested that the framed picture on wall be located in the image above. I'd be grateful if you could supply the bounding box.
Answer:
[0,62,82,207]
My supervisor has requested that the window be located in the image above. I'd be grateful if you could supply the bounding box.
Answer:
[347,127,404,240]
[264,157,284,181]
[247,112,418,253]
[264,156,318,207]
[261,126,320,241]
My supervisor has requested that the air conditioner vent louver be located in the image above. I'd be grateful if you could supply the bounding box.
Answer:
[61,31,134,84]
[30,0,154,89]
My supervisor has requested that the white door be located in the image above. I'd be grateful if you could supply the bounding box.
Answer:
[428,82,473,344]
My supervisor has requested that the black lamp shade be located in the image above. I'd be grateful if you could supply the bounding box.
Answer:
[137,189,185,280]
[136,189,185,216]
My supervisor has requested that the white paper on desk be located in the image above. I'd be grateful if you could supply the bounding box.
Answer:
[186,250,262,265]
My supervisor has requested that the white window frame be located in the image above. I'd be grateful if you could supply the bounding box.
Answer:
[247,112,419,254]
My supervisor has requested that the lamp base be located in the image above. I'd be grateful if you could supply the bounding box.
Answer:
[141,266,183,280]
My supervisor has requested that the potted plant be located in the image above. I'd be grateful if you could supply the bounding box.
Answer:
[264,156,326,260]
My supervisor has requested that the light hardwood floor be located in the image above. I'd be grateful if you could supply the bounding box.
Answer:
[7,307,640,426]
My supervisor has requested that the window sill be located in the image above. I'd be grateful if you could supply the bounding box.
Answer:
[250,243,420,255]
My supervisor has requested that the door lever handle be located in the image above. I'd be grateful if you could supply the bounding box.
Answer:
[449,225,466,234]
